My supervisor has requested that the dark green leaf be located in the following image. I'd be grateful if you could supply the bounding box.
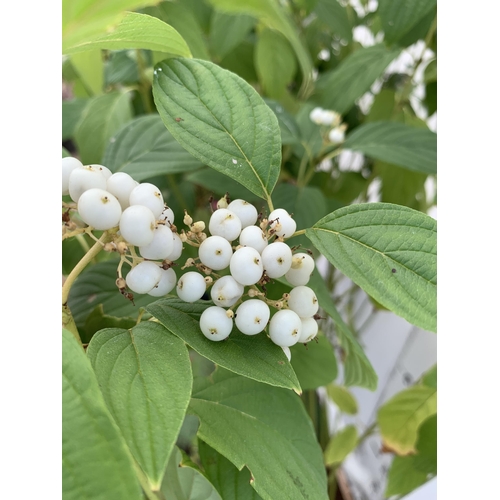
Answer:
[306,203,437,332]
[63,98,91,140]
[209,11,256,60]
[290,334,338,390]
[153,58,281,203]
[62,329,142,500]
[84,304,136,338]
[314,0,352,42]
[365,89,396,123]
[385,455,429,497]
[87,322,192,488]
[378,0,437,44]
[413,414,437,474]
[424,81,437,115]
[343,121,437,174]
[314,45,400,114]
[104,50,139,86]
[422,364,437,388]
[146,298,301,392]
[199,441,263,500]
[190,368,328,499]
[324,425,358,465]
[102,114,203,181]
[326,384,358,414]
[264,98,302,145]
[74,91,133,164]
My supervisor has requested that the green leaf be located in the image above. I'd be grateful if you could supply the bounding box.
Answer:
[102,114,203,181]
[207,0,314,96]
[104,50,140,86]
[413,414,437,474]
[64,12,192,56]
[67,260,158,335]
[62,0,161,53]
[324,425,358,465]
[63,98,91,140]
[69,50,104,96]
[153,58,281,203]
[314,0,353,42]
[199,441,263,500]
[84,304,136,338]
[210,11,256,60]
[186,168,261,203]
[87,322,192,488]
[162,447,222,500]
[290,334,338,390]
[343,121,437,174]
[74,90,133,164]
[306,203,437,332]
[146,298,301,392]
[62,329,142,500]
[264,99,302,145]
[366,89,396,123]
[378,0,437,44]
[326,384,358,414]
[307,270,378,390]
[422,364,437,388]
[377,385,437,455]
[190,368,328,500]
[314,45,401,114]
[255,28,297,99]
[385,455,429,497]
[145,2,211,60]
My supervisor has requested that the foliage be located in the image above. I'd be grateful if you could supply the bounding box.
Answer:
[62,0,437,498]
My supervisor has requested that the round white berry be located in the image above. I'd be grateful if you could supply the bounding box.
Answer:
[166,232,183,261]
[268,208,297,238]
[176,271,207,302]
[309,107,325,125]
[209,209,242,241]
[198,235,233,270]
[92,164,112,180]
[199,306,233,341]
[62,157,83,195]
[239,225,268,254]
[77,188,122,230]
[126,261,162,294]
[287,286,319,318]
[159,206,175,225]
[119,205,156,247]
[229,247,263,286]
[269,310,302,347]
[261,241,293,278]
[328,127,345,144]
[148,268,177,297]
[210,275,244,307]
[299,317,319,343]
[285,253,315,286]
[106,172,138,210]
[227,199,258,228]
[129,182,164,218]
[139,225,174,260]
[235,300,270,335]
[281,346,292,362]
[68,165,107,202]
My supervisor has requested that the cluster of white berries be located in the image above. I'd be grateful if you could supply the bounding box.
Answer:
[309,107,347,145]
[176,195,320,360]
[62,156,181,300]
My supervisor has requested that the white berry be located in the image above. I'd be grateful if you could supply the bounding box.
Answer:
[106,172,137,210]
[77,188,122,230]
[268,208,297,238]
[239,225,268,254]
[287,286,319,318]
[126,261,162,294]
[209,209,242,241]
[199,306,233,341]
[68,165,107,202]
[166,232,183,261]
[129,182,164,218]
[227,199,258,228]
[281,346,292,362]
[285,253,315,286]
[235,300,270,335]
[119,205,156,247]
[229,247,263,285]
[159,206,175,225]
[261,241,293,278]
[177,272,207,302]
[198,236,233,270]
[148,268,177,297]
[210,275,244,307]
[139,225,174,260]
[269,310,302,347]
[62,157,83,195]
[92,164,112,180]
[299,317,319,343]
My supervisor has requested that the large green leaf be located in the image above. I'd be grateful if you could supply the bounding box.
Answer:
[102,114,203,181]
[314,45,401,114]
[343,121,437,174]
[290,334,338,390]
[207,0,313,96]
[63,98,91,140]
[306,203,437,332]
[190,368,328,500]
[153,58,281,204]
[324,425,358,465]
[162,447,222,500]
[209,11,256,60]
[146,298,301,392]
[62,329,142,500]
[255,28,297,99]
[307,270,378,390]
[87,322,192,488]
[62,0,161,53]
[385,455,429,497]
[264,99,302,145]
[377,385,437,455]
[199,441,263,500]
[378,0,437,44]
[326,384,358,415]
[64,12,191,56]
[74,91,133,164]
[314,0,352,42]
